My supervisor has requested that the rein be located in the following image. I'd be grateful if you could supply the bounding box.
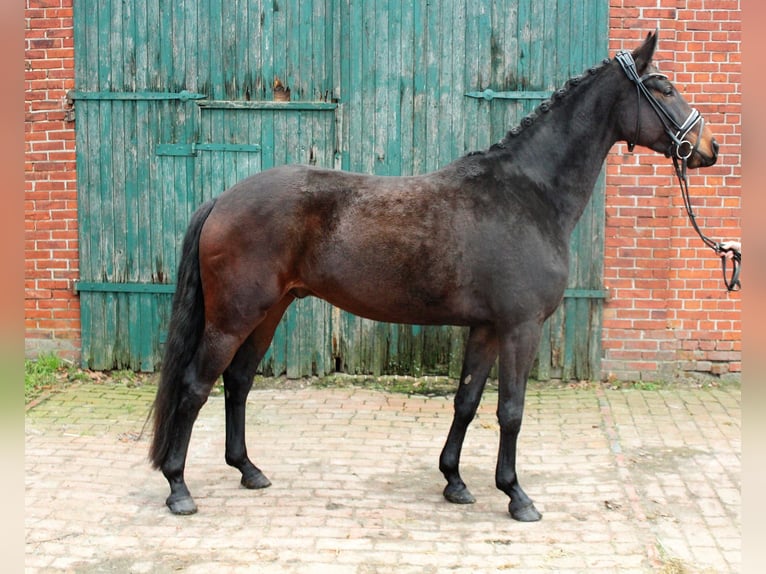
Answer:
[616,50,741,291]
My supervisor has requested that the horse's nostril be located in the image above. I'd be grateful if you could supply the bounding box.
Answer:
[712,139,719,155]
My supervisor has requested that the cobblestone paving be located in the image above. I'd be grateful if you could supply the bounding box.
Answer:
[25,380,740,573]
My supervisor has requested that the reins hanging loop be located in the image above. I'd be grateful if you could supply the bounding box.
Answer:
[719,246,742,292]
[672,153,741,292]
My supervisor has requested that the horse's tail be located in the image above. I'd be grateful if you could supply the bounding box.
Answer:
[149,198,217,470]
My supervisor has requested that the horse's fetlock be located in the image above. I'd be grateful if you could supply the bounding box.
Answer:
[225,453,245,469]
[495,472,517,494]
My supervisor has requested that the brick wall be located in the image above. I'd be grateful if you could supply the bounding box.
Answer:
[24,0,79,360]
[604,0,741,382]
[24,0,741,381]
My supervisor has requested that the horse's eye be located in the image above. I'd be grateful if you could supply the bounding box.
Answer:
[662,86,674,97]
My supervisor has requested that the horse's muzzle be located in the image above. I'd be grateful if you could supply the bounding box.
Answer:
[689,137,718,168]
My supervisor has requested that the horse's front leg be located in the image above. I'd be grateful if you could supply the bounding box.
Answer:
[495,321,543,522]
[440,324,499,504]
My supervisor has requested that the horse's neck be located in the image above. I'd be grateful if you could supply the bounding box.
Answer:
[497,72,621,237]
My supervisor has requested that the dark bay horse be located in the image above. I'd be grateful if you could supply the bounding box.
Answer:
[150,32,718,520]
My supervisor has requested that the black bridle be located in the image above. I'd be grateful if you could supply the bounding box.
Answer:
[616,50,741,291]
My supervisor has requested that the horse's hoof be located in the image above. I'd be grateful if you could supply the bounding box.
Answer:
[443,484,476,504]
[166,494,198,515]
[509,501,542,522]
[241,471,272,490]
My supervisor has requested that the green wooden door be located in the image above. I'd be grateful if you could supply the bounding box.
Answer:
[73,0,607,380]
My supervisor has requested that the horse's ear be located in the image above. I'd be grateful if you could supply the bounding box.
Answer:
[632,30,659,73]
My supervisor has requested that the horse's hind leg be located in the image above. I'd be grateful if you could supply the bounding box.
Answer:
[223,295,294,489]
[439,324,499,504]
[162,327,244,515]
[223,340,271,489]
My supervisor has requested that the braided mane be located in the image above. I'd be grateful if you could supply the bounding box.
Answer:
[484,57,613,152]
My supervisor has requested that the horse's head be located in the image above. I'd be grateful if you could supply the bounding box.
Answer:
[616,31,718,169]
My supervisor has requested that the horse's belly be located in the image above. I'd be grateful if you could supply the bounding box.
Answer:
[299,266,488,327]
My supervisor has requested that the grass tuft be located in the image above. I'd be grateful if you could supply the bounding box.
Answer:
[24,352,69,403]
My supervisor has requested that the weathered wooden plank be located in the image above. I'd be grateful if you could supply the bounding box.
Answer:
[424,1,441,172]
[75,97,95,366]
[123,100,144,368]
[451,0,466,158]
[398,1,414,175]
[477,2,493,148]
[97,101,118,368]
[208,0,224,99]
[386,0,402,174]
[537,320,552,380]
[298,0,313,100]
[320,300,334,375]
[297,298,312,377]
[448,326,468,379]
[267,303,289,377]
[439,0,454,159]
[410,0,426,176]
[285,301,300,379]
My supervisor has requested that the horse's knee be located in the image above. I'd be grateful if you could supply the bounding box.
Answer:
[497,401,524,434]
[496,408,523,435]
[452,401,478,426]
[452,380,487,422]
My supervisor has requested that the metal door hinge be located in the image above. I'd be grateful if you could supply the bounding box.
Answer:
[155,142,262,157]
[465,89,552,101]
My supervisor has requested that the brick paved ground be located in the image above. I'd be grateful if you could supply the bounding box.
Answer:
[25,379,740,573]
